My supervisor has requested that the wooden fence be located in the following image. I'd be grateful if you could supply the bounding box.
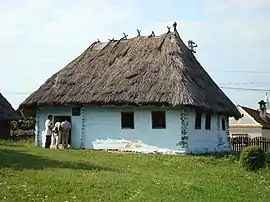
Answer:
[230,136,270,152]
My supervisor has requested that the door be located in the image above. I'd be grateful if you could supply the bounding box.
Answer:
[53,116,72,145]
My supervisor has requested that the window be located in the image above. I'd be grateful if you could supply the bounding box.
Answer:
[217,115,220,130]
[72,107,81,116]
[152,111,166,129]
[205,113,211,130]
[221,118,226,130]
[121,112,134,129]
[195,109,202,129]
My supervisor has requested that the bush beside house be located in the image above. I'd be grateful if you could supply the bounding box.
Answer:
[240,146,265,171]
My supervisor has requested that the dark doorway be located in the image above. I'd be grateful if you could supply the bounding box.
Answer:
[53,116,72,145]
[0,121,11,139]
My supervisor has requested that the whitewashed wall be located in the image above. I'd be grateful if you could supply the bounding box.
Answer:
[229,106,258,125]
[229,127,262,138]
[228,106,264,138]
[187,109,229,153]
[83,107,183,151]
[262,129,270,139]
[36,106,230,153]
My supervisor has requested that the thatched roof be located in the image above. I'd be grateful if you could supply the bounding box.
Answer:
[0,93,19,121]
[19,22,241,118]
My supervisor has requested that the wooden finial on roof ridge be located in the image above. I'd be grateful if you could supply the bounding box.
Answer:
[123,32,128,39]
[148,31,155,38]
[137,29,141,36]
[173,22,177,32]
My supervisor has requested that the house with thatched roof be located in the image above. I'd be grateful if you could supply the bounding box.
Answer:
[18,22,241,153]
[0,93,19,139]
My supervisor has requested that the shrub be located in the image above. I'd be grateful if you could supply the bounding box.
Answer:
[10,117,36,130]
[240,146,265,171]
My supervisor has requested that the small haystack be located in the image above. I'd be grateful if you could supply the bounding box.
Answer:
[19,22,241,118]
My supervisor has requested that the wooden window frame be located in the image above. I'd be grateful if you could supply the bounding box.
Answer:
[195,109,202,130]
[151,111,166,129]
[221,117,226,130]
[72,107,81,116]
[205,113,211,130]
[121,112,135,129]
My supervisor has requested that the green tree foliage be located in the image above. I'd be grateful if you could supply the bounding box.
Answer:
[10,117,36,130]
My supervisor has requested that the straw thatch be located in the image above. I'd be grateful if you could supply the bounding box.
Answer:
[0,93,19,121]
[19,23,241,118]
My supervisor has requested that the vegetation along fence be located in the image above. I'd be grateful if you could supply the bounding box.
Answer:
[230,136,270,152]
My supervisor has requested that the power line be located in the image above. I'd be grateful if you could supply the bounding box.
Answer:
[1,92,30,95]
[210,70,270,74]
[220,86,270,92]
[219,82,270,85]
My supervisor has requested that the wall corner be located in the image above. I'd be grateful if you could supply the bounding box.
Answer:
[80,107,85,149]
[35,108,40,147]
[177,108,189,152]
[225,116,231,151]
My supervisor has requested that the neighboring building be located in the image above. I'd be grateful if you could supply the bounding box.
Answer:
[0,93,19,139]
[229,98,270,139]
[18,22,240,153]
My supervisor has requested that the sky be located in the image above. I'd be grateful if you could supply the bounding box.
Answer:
[1,0,270,110]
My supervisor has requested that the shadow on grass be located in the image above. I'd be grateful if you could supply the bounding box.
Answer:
[0,139,35,148]
[0,149,114,171]
[0,142,25,148]
[187,151,270,165]
[187,151,240,159]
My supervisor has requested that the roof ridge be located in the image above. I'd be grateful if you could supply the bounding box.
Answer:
[87,21,181,50]
[241,105,270,113]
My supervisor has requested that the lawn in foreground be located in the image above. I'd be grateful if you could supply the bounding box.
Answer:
[1,140,270,202]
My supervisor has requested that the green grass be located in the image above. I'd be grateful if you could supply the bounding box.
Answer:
[1,140,270,202]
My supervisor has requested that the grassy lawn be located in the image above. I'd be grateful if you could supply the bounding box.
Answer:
[1,140,270,202]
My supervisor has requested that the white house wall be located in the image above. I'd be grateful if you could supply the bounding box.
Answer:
[83,107,183,151]
[228,106,263,139]
[36,107,81,148]
[187,110,229,153]
[262,129,270,139]
[229,127,262,138]
[82,107,230,153]
[229,106,259,125]
[36,106,230,153]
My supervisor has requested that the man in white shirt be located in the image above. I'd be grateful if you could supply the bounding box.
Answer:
[61,120,71,149]
[44,115,53,148]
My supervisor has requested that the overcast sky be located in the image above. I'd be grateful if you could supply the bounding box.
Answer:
[1,0,270,109]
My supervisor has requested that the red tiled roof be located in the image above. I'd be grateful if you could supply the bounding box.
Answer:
[240,106,270,129]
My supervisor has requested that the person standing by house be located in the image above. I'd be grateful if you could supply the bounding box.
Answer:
[44,115,53,148]
[61,119,71,149]
[51,120,62,149]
